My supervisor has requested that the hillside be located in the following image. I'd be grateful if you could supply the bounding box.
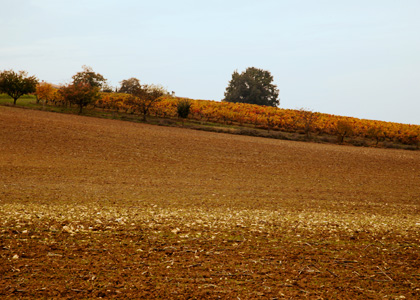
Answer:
[1,106,419,298]
[92,94,420,149]
[1,105,419,211]
[5,91,418,150]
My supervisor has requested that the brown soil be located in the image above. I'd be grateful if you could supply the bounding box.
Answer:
[0,106,419,299]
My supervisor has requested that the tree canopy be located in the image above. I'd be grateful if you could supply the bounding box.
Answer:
[0,70,38,105]
[126,84,167,121]
[35,82,55,104]
[60,82,100,114]
[223,67,279,107]
[72,65,107,90]
[119,77,141,94]
[58,66,105,114]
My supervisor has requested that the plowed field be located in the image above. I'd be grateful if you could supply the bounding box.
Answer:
[1,106,419,299]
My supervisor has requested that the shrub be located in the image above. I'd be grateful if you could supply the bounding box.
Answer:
[177,99,192,119]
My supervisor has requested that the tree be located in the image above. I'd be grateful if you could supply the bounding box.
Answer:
[59,66,105,113]
[72,65,107,90]
[0,70,38,105]
[119,77,141,94]
[223,67,279,107]
[297,108,319,138]
[35,82,55,104]
[336,120,354,144]
[59,82,100,114]
[126,84,167,121]
[367,126,385,146]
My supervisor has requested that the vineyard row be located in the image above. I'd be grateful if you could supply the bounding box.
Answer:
[41,91,420,146]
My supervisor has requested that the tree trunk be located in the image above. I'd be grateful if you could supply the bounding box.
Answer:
[13,98,18,105]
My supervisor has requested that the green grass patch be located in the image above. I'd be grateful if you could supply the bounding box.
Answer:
[0,93,37,107]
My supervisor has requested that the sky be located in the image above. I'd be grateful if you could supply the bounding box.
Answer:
[1,0,419,125]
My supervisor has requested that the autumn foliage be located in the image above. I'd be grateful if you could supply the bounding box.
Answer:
[60,83,100,114]
[35,82,55,104]
[39,91,420,147]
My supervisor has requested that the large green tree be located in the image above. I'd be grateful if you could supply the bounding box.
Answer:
[72,65,107,90]
[119,77,141,94]
[223,67,279,107]
[0,70,38,105]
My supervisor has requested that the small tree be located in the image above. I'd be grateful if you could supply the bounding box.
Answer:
[127,84,167,121]
[35,82,55,104]
[0,70,38,105]
[336,120,354,144]
[223,67,280,107]
[59,82,100,114]
[119,77,141,94]
[367,126,385,146]
[297,108,319,138]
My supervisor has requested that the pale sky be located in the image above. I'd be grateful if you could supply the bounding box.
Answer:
[1,0,419,125]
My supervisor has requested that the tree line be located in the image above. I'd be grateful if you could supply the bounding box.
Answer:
[1,66,418,148]
[0,66,169,115]
[0,66,280,111]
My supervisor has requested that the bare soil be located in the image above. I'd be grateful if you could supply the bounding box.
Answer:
[0,106,419,299]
